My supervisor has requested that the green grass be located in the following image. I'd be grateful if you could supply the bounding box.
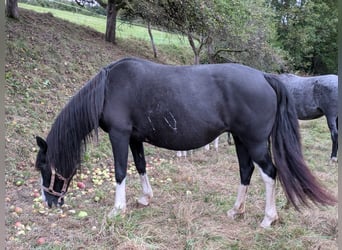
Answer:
[19,3,188,46]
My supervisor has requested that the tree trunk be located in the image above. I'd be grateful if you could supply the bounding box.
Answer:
[187,34,200,64]
[6,0,19,19]
[206,36,214,64]
[147,21,158,58]
[105,0,117,44]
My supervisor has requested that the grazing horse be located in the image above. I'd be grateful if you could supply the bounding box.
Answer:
[278,73,338,162]
[35,57,336,228]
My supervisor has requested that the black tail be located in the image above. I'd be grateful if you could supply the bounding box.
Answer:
[264,74,336,210]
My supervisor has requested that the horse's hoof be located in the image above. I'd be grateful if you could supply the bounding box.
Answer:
[260,215,278,228]
[137,195,152,206]
[227,208,244,220]
[330,157,338,164]
[107,207,126,219]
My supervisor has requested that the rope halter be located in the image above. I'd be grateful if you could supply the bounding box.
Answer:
[41,166,73,204]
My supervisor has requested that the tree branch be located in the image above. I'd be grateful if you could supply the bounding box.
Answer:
[213,48,247,58]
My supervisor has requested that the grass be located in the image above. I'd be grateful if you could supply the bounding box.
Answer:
[19,2,189,46]
[5,8,338,250]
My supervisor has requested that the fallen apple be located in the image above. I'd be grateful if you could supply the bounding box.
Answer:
[33,192,40,198]
[14,207,23,214]
[37,237,46,245]
[77,182,86,189]
[15,179,24,186]
[14,221,22,228]
[77,211,88,218]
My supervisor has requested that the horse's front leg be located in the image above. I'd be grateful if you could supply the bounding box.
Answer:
[107,131,130,218]
[130,139,153,206]
[227,137,254,219]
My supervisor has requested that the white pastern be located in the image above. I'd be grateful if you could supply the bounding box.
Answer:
[176,151,187,157]
[330,157,338,163]
[258,167,279,228]
[227,184,248,219]
[138,174,153,206]
[214,137,219,150]
[108,178,127,218]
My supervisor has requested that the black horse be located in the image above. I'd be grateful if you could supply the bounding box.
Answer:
[35,58,336,228]
[278,73,338,162]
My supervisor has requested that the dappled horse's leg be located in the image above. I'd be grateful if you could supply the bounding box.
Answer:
[227,132,234,145]
[326,115,338,162]
[130,139,153,206]
[107,131,130,218]
[227,137,254,219]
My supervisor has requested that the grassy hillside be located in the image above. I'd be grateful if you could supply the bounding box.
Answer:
[19,2,189,46]
[5,8,337,249]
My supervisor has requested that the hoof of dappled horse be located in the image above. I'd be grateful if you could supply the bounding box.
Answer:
[107,206,126,219]
[260,214,279,228]
[137,194,152,206]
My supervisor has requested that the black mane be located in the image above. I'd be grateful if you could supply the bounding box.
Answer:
[46,69,107,178]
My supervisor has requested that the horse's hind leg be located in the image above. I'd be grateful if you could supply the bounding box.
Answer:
[326,115,338,162]
[130,139,153,206]
[227,137,254,219]
[248,143,278,228]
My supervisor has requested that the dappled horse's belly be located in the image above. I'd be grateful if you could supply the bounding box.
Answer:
[295,104,324,120]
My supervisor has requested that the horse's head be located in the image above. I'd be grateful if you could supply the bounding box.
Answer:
[35,136,75,208]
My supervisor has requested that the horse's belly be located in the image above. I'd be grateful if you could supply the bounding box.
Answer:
[132,115,226,150]
[295,104,323,120]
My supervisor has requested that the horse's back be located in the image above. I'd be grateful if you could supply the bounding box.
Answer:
[279,73,338,119]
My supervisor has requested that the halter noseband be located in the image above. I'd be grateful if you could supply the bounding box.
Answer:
[42,166,72,204]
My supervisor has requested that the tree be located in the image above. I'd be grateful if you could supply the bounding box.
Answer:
[75,0,129,44]
[268,0,337,74]
[123,0,283,71]
[121,1,160,57]
[6,0,19,19]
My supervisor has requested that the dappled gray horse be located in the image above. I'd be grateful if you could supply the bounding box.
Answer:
[278,73,338,162]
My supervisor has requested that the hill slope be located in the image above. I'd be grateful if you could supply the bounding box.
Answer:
[5,8,186,172]
[5,9,337,250]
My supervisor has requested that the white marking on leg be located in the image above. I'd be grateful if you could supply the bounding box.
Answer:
[108,177,126,218]
[138,174,153,206]
[176,151,187,157]
[258,167,278,228]
[227,184,248,219]
[330,157,338,163]
[214,137,219,150]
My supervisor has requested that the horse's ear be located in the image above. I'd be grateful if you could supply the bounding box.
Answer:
[36,136,47,153]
